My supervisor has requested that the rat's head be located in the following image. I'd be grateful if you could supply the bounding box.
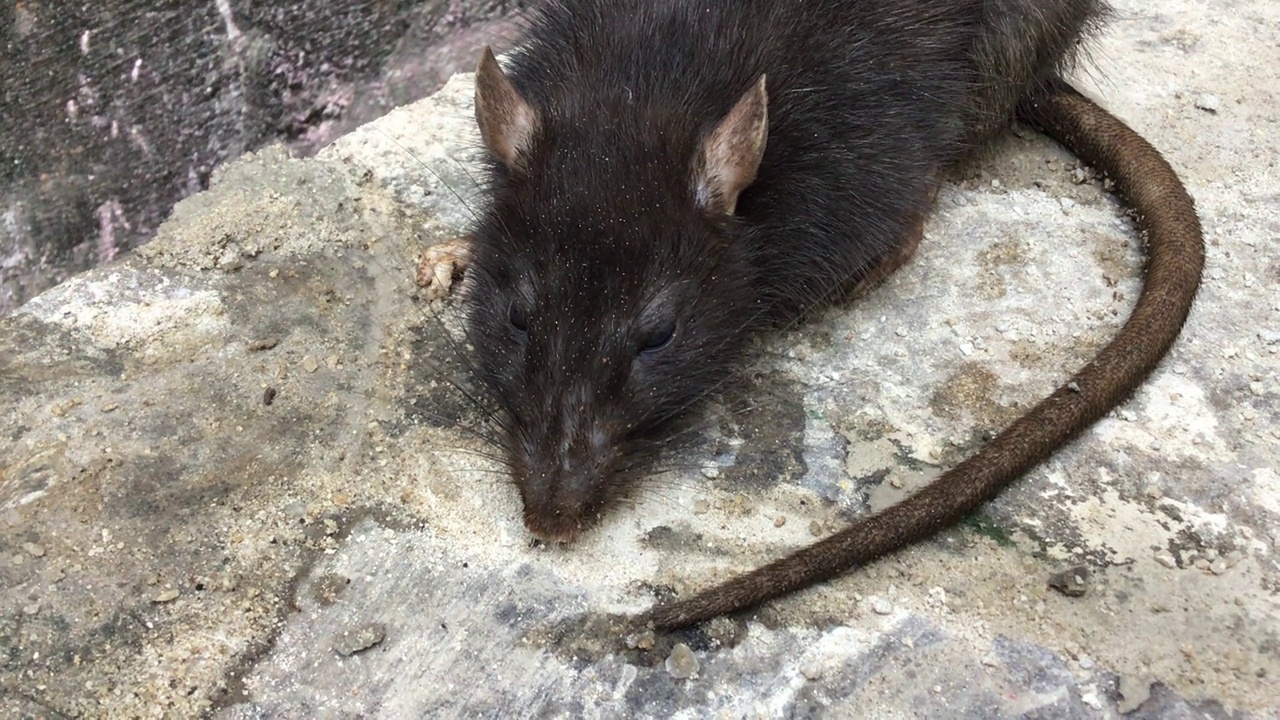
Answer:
[463,48,770,542]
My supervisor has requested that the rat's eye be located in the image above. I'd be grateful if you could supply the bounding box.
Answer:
[638,318,677,356]
[507,301,528,336]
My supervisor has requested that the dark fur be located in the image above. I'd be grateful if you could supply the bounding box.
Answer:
[466,0,1110,542]
[464,0,1204,628]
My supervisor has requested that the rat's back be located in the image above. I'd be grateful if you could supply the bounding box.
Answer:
[500,0,974,318]
[494,0,1110,319]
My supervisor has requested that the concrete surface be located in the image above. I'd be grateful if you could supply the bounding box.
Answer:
[2,1,1278,717]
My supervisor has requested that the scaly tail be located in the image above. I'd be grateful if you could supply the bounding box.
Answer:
[644,78,1205,630]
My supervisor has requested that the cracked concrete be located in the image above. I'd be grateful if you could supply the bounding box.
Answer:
[2,0,1278,717]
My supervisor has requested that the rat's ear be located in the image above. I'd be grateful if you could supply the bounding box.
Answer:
[694,74,768,215]
[475,46,539,172]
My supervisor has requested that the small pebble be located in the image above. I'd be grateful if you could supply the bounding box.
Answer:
[869,596,893,615]
[773,515,787,528]
[1048,565,1090,598]
[1078,655,1095,670]
[1072,167,1090,184]
[1154,552,1178,569]
[262,386,277,406]
[22,542,45,558]
[152,589,180,603]
[700,467,721,479]
[800,660,825,681]
[1209,559,1228,575]
[1194,558,1211,571]
[627,630,655,651]
[247,337,279,352]
[665,643,700,679]
[1194,93,1221,113]
[334,623,387,657]
[301,356,319,373]
[1118,676,1153,714]
[809,520,824,537]
[23,602,40,615]
[1080,686,1102,709]
[692,499,711,515]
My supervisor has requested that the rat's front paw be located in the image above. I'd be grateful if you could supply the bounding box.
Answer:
[416,236,472,301]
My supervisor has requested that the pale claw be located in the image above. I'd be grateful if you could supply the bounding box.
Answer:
[416,236,471,301]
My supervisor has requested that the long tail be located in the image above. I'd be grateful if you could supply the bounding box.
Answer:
[644,78,1205,630]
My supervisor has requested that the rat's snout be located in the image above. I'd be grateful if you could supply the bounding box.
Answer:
[518,472,600,545]
[512,388,622,545]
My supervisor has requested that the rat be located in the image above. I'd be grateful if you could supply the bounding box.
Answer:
[453,0,1204,629]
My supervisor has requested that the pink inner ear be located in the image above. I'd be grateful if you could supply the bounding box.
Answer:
[696,75,769,215]
[474,46,539,171]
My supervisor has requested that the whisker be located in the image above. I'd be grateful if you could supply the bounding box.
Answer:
[370,125,483,223]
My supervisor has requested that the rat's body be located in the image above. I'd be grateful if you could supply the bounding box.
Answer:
[463,0,1203,628]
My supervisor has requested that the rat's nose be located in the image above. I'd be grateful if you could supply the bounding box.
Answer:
[522,506,587,544]
[518,467,602,544]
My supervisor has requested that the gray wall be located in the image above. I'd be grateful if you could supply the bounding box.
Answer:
[0,0,524,314]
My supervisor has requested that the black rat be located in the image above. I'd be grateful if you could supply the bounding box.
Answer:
[449,0,1204,629]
